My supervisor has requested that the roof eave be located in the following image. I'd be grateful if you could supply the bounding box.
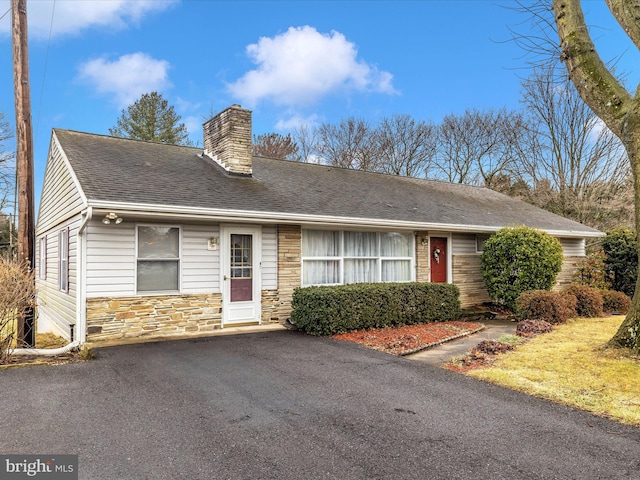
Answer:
[88,200,603,238]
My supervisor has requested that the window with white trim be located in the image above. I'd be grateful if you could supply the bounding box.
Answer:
[302,230,413,286]
[58,228,69,292]
[38,236,47,280]
[136,226,180,292]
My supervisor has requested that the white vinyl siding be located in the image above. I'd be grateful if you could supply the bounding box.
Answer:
[36,134,85,234]
[262,225,277,289]
[182,224,220,294]
[452,233,585,257]
[86,221,224,296]
[558,237,586,256]
[35,215,80,339]
[451,233,478,255]
[85,221,136,297]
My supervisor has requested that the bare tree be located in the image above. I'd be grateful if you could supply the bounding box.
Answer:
[0,112,14,214]
[373,114,437,177]
[292,124,318,163]
[546,0,640,352]
[315,118,379,171]
[512,66,631,230]
[433,108,520,186]
[253,133,300,161]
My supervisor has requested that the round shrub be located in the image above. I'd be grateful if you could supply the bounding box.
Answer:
[572,252,611,290]
[481,226,563,310]
[601,290,631,314]
[601,228,638,298]
[516,319,554,337]
[516,290,577,324]
[565,285,603,318]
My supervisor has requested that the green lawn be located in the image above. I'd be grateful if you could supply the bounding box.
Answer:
[468,316,640,427]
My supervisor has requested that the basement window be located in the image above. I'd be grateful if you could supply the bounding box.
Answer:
[476,234,492,253]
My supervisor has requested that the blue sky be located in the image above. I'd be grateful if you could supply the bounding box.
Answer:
[0,0,637,208]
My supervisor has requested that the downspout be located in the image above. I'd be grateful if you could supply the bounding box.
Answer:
[13,208,92,357]
[11,340,80,356]
[76,207,91,345]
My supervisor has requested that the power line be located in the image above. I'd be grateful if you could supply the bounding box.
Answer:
[35,0,56,142]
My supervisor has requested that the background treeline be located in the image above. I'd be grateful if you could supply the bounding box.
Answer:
[253,67,632,232]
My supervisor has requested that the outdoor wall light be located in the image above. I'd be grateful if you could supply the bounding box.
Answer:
[208,236,219,251]
[102,212,123,225]
[421,237,429,246]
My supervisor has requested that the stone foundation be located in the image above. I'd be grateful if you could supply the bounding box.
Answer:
[261,289,281,323]
[86,293,223,343]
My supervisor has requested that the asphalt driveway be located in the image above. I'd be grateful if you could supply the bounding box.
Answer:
[1,330,639,479]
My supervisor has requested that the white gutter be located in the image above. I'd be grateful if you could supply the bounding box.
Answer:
[89,201,604,238]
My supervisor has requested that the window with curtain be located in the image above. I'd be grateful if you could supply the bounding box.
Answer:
[137,226,180,292]
[302,230,413,286]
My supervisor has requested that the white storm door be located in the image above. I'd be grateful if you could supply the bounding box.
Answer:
[222,226,262,326]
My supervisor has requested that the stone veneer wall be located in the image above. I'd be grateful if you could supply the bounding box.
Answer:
[452,255,491,307]
[552,256,582,292]
[86,293,222,343]
[452,255,584,307]
[261,289,281,324]
[415,231,429,282]
[277,224,301,321]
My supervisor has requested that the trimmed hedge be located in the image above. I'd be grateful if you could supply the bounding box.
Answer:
[290,283,461,336]
[601,290,631,314]
[565,285,604,318]
[516,290,577,324]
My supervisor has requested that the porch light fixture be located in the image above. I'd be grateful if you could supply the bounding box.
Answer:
[102,212,123,225]
[421,237,429,246]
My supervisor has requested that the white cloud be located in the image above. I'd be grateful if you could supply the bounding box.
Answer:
[77,53,171,107]
[0,0,177,38]
[228,26,397,107]
[275,113,319,131]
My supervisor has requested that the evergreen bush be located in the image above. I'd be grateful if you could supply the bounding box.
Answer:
[290,283,461,336]
[481,226,563,310]
[602,228,638,298]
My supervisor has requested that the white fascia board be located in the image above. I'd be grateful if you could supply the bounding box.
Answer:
[88,200,604,238]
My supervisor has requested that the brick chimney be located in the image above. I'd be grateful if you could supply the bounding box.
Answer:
[203,104,252,175]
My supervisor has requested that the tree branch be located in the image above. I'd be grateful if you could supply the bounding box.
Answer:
[605,0,640,53]
[553,0,632,137]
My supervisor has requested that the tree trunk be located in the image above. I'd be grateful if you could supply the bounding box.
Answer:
[608,107,640,352]
[553,0,640,353]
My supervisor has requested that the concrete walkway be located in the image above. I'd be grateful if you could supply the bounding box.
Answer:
[407,317,517,365]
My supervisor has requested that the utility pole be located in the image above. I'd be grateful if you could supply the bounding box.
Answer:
[12,0,35,347]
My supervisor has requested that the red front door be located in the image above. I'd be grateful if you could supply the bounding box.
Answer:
[430,237,447,283]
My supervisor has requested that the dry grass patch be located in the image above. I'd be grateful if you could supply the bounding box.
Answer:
[468,316,640,427]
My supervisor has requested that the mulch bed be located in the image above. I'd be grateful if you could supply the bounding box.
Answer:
[332,321,484,356]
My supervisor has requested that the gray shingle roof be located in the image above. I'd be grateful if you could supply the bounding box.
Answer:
[54,129,601,236]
